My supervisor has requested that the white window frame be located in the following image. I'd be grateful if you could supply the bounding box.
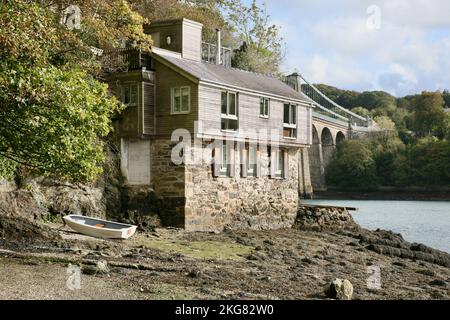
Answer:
[283,103,297,139]
[121,84,138,107]
[260,97,270,119]
[171,86,191,114]
[221,91,239,132]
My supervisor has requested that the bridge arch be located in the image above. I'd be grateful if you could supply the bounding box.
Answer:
[321,127,334,169]
[336,131,346,145]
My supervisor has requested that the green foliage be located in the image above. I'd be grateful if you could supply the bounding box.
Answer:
[411,91,447,138]
[443,90,450,108]
[132,0,235,45]
[327,133,411,189]
[0,60,123,182]
[0,156,17,180]
[0,0,148,182]
[226,0,284,74]
[393,138,450,187]
[374,116,395,130]
[351,107,371,118]
[326,140,379,190]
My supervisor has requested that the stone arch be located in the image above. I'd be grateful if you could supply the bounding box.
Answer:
[308,125,323,190]
[321,127,334,169]
[336,131,346,145]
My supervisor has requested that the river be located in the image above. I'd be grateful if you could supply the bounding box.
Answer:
[301,200,450,253]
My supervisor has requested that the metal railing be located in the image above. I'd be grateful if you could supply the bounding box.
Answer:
[283,73,370,127]
[201,42,232,68]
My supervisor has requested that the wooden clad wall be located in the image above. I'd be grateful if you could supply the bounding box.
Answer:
[182,20,202,62]
[154,61,198,136]
[198,84,311,146]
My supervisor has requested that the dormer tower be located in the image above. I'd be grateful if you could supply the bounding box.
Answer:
[145,18,203,62]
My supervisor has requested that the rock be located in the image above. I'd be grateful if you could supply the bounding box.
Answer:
[325,278,354,300]
[0,214,61,243]
[429,279,447,287]
[393,261,408,268]
[81,265,97,275]
[416,269,435,277]
[301,257,313,264]
[188,270,202,278]
[96,260,109,274]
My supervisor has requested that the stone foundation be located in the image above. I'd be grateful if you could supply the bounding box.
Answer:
[150,139,186,227]
[184,144,300,232]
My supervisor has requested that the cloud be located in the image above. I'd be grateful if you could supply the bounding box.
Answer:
[297,54,375,91]
[378,64,419,96]
[260,0,450,96]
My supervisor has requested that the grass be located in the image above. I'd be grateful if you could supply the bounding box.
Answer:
[136,235,253,261]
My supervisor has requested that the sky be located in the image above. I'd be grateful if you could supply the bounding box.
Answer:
[241,0,450,97]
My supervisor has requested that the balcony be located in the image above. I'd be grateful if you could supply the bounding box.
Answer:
[102,48,152,72]
[201,42,232,68]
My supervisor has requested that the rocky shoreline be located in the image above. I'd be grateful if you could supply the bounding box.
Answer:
[0,208,449,300]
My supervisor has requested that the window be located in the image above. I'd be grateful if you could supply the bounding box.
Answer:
[247,145,257,176]
[260,98,270,118]
[221,91,238,131]
[121,84,138,106]
[171,86,190,114]
[270,149,284,179]
[213,141,236,178]
[220,144,228,175]
[283,103,297,139]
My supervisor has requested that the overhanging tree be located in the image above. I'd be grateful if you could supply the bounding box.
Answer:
[0,0,151,182]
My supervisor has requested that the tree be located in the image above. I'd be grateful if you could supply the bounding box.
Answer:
[326,140,379,190]
[0,0,151,182]
[131,0,236,46]
[351,107,371,118]
[393,138,450,186]
[411,91,447,138]
[226,0,284,74]
[443,90,450,108]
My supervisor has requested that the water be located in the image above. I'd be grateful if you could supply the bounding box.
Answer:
[301,200,450,253]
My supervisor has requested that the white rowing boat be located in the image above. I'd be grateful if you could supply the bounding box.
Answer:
[63,215,137,239]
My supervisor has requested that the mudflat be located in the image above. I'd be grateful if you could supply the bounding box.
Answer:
[0,222,449,300]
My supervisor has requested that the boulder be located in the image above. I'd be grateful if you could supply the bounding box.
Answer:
[325,278,354,300]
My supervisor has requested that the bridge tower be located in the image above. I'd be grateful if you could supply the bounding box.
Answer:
[284,72,376,195]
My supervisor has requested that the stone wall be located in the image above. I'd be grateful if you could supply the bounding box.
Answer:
[295,205,359,232]
[184,143,300,232]
[150,139,186,227]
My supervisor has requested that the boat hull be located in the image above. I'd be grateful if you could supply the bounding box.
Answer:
[63,215,137,239]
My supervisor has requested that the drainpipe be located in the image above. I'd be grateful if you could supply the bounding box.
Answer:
[216,29,221,65]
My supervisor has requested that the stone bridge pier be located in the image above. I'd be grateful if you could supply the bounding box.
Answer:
[308,123,347,191]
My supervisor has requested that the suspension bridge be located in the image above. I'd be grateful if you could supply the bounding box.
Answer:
[284,72,379,193]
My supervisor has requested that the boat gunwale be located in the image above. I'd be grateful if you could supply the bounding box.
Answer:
[63,215,137,233]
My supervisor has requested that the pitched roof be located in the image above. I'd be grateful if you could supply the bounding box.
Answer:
[152,48,309,103]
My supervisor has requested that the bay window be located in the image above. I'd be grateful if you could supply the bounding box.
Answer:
[121,84,138,106]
